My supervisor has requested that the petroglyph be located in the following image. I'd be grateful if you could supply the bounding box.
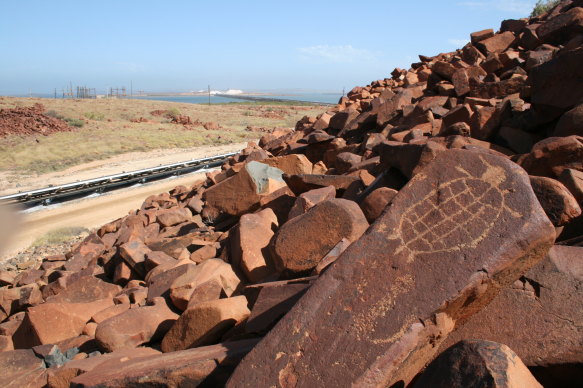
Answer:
[383,156,518,264]
[227,150,555,388]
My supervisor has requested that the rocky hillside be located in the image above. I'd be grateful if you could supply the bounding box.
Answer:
[1,1,583,387]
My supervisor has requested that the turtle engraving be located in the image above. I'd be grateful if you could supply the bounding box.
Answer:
[387,157,512,263]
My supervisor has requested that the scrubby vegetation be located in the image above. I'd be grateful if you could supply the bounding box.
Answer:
[531,0,561,17]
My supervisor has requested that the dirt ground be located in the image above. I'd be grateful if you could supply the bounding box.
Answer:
[0,97,325,176]
[0,170,209,263]
[0,141,248,195]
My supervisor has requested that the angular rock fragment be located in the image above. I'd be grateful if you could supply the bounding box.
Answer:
[146,262,195,302]
[230,208,279,283]
[227,150,555,388]
[46,348,160,388]
[518,136,583,179]
[530,46,583,116]
[13,303,89,347]
[155,208,192,227]
[119,240,151,277]
[203,161,286,217]
[161,295,250,352]
[475,31,516,56]
[70,339,259,388]
[554,102,583,137]
[259,154,313,175]
[272,198,369,275]
[530,175,581,226]
[439,245,583,387]
[413,340,542,388]
[360,187,398,223]
[287,185,336,219]
[144,251,176,272]
[283,173,361,196]
[559,168,583,203]
[0,349,46,388]
[169,259,241,311]
[94,297,178,352]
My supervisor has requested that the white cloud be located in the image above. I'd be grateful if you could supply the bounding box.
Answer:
[457,0,536,15]
[298,45,380,64]
[448,38,470,47]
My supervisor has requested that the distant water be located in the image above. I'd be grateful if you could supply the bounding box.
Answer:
[4,93,343,105]
[133,93,342,105]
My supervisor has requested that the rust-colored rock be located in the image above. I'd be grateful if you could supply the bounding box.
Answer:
[475,31,516,56]
[161,296,250,352]
[230,208,279,283]
[287,185,336,219]
[146,262,195,302]
[554,103,583,137]
[169,258,241,311]
[69,339,259,388]
[259,154,313,175]
[0,349,46,388]
[530,46,583,115]
[155,208,192,227]
[46,348,160,388]
[360,187,399,223]
[518,136,583,179]
[530,175,582,226]
[283,173,361,196]
[13,303,88,347]
[470,28,494,44]
[536,7,583,45]
[94,297,178,352]
[227,150,555,388]
[203,161,286,217]
[119,240,151,277]
[272,198,369,275]
[413,340,542,388]
[439,245,583,387]
[245,283,309,335]
[559,168,583,203]
[144,251,176,272]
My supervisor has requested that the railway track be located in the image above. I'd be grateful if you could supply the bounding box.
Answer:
[0,152,236,208]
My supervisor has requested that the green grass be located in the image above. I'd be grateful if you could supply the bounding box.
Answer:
[84,111,105,121]
[32,226,89,247]
[65,118,85,127]
[46,110,85,127]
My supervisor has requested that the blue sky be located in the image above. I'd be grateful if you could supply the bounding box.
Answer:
[0,0,538,95]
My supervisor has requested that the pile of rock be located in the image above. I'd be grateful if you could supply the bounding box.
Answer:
[2,1,583,387]
[0,103,73,137]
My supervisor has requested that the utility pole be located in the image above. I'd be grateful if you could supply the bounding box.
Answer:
[208,85,211,106]
[54,88,57,99]
[130,80,133,98]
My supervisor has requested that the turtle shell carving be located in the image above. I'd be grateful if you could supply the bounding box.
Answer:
[395,161,509,257]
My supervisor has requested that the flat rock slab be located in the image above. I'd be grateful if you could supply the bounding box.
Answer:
[70,339,259,388]
[227,149,555,388]
[439,245,583,387]
[0,349,46,388]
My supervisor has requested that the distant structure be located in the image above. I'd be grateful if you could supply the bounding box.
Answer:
[76,86,96,99]
[58,85,96,99]
[108,87,127,98]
